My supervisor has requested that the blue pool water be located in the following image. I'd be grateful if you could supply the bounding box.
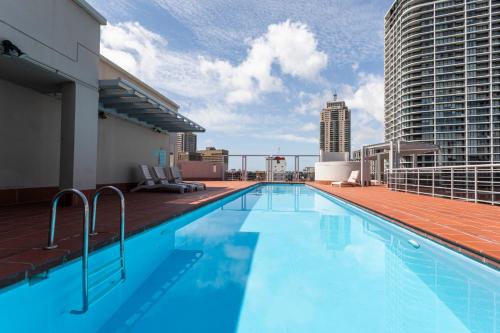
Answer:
[1,184,499,332]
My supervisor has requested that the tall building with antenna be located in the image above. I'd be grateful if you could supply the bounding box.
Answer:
[320,93,351,156]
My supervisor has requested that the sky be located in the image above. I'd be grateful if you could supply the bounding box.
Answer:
[88,0,394,170]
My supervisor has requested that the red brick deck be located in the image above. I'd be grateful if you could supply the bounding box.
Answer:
[0,182,256,288]
[309,183,500,268]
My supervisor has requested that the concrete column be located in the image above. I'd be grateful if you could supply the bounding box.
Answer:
[376,153,384,182]
[389,141,394,172]
[395,141,401,169]
[360,147,365,187]
[59,82,99,192]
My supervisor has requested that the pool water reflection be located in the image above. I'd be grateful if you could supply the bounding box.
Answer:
[100,184,500,333]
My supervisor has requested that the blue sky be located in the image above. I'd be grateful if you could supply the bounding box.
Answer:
[89,0,393,169]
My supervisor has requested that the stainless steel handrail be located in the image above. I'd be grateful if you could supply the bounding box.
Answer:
[45,188,90,312]
[45,186,126,314]
[90,185,126,282]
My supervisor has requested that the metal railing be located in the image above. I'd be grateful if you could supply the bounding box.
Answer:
[45,186,126,314]
[225,154,319,182]
[45,188,91,312]
[386,164,500,205]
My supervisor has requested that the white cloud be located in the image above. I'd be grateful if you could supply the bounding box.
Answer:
[342,73,384,123]
[341,73,385,148]
[184,103,319,145]
[262,133,318,144]
[200,20,327,104]
[351,62,360,72]
[100,22,218,98]
[149,0,386,64]
[100,20,327,147]
[300,122,318,132]
[99,20,384,150]
[102,20,326,107]
[293,73,385,149]
[183,103,255,134]
[294,90,332,115]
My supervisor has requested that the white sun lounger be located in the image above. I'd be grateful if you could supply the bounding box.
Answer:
[152,166,194,192]
[169,166,206,191]
[331,170,360,187]
[131,165,186,193]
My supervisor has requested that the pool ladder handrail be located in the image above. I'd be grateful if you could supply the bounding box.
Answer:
[45,186,126,314]
[45,188,90,312]
[90,185,126,281]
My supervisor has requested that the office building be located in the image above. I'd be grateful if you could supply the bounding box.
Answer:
[178,151,202,161]
[385,0,500,166]
[320,95,351,156]
[176,132,197,153]
[199,147,229,169]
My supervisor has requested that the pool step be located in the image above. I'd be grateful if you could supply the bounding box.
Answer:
[89,257,122,279]
[89,264,123,291]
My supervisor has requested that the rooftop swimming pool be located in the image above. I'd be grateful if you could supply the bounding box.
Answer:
[1,184,499,332]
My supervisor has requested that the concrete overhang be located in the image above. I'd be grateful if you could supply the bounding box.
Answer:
[362,141,441,160]
[0,54,72,93]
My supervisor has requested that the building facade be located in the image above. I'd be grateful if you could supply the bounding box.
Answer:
[0,0,204,204]
[176,132,197,154]
[199,147,229,170]
[320,97,351,156]
[385,0,500,166]
[177,151,202,161]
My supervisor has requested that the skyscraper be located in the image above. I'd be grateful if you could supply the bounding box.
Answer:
[320,95,351,155]
[385,0,500,166]
[176,132,197,154]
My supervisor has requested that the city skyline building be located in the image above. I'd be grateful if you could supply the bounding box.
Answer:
[199,147,229,170]
[320,95,351,157]
[176,132,197,154]
[385,0,500,166]
[177,151,202,161]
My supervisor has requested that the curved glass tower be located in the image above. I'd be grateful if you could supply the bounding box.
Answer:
[385,0,500,166]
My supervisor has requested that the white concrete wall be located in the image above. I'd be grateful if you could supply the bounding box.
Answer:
[0,79,61,189]
[314,161,360,182]
[0,79,174,189]
[320,151,350,162]
[59,81,100,189]
[0,0,103,192]
[0,0,102,87]
[96,114,171,185]
[96,57,178,185]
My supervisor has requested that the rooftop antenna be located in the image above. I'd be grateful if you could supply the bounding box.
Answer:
[333,90,338,102]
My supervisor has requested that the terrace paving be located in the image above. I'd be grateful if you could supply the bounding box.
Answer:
[0,181,498,290]
[309,183,500,268]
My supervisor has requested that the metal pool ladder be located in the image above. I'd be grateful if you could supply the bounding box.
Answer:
[45,186,126,314]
